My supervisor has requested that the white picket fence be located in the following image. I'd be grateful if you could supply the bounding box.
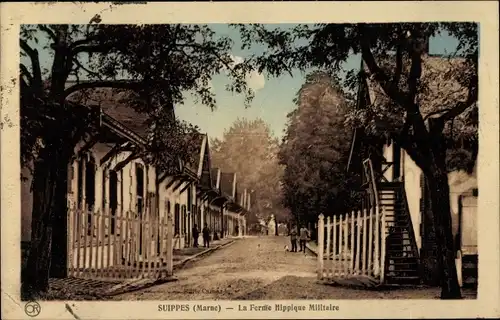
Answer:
[316,205,387,283]
[67,206,173,280]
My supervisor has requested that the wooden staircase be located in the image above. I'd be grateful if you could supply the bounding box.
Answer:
[379,182,421,285]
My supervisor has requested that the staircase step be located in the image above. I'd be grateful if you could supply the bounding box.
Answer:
[387,256,418,260]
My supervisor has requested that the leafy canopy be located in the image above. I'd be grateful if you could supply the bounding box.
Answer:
[20,24,255,171]
[232,23,478,173]
[210,118,289,222]
[279,71,357,221]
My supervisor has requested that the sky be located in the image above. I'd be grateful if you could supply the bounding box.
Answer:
[25,24,461,141]
[175,24,460,140]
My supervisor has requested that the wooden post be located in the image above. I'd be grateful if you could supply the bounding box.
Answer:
[166,205,174,276]
[124,211,131,279]
[350,211,355,272]
[67,203,73,277]
[332,215,337,277]
[89,211,96,277]
[380,206,387,284]
[317,214,325,280]
[362,208,368,275]
[145,211,152,279]
[83,210,89,276]
[159,217,165,277]
[116,213,124,278]
[71,206,79,277]
[107,208,112,278]
[343,214,349,276]
[368,207,374,276]
[99,210,105,278]
[355,210,362,274]
[374,205,381,277]
[338,214,343,276]
[325,216,331,279]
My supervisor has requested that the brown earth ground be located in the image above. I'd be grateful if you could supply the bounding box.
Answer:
[114,236,477,300]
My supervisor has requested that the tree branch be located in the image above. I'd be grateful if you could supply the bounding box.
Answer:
[20,63,33,83]
[71,43,113,56]
[38,25,58,43]
[407,48,422,105]
[438,76,478,122]
[73,57,102,80]
[358,26,430,147]
[63,80,142,99]
[19,39,42,93]
[392,39,403,88]
[393,133,430,172]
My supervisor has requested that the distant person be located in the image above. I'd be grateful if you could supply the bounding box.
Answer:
[192,224,199,247]
[202,223,210,248]
[299,225,310,252]
[290,225,298,252]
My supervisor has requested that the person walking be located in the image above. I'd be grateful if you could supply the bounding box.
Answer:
[202,223,210,248]
[290,225,298,252]
[299,224,310,252]
[192,224,200,247]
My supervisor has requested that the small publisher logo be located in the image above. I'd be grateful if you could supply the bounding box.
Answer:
[25,301,41,317]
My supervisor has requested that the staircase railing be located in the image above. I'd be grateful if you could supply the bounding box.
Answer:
[363,158,387,282]
[399,184,420,261]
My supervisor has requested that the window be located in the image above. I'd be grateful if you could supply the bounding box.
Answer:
[174,204,180,235]
[85,156,96,211]
[182,205,187,235]
[136,164,144,215]
[77,158,83,208]
[84,155,96,235]
[102,169,107,211]
[472,188,478,197]
[109,170,118,234]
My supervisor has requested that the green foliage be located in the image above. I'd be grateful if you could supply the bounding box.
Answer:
[210,118,289,222]
[233,23,479,173]
[279,71,357,223]
[20,24,254,171]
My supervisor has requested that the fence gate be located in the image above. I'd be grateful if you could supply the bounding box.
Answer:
[316,206,387,285]
[67,205,173,280]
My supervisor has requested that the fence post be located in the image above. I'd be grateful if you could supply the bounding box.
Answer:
[362,208,368,275]
[368,206,374,276]
[343,214,349,276]
[380,206,387,284]
[317,214,325,280]
[355,210,361,274]
[374,205,381,277]
[338,214,343,276]
[325,216,331,279]
[332,215,337,277]
[350,211,355,272]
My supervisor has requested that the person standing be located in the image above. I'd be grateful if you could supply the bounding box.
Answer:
[192,224,200,247]
[202,223,210,248]
[290,225,298,252]
[299,224,310,252]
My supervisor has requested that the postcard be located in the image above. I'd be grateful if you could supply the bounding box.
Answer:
[1,1,499,319]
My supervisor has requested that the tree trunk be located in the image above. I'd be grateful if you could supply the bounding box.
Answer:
[275,218,278,236]
[426,167,462,299]
[22,146,70,298]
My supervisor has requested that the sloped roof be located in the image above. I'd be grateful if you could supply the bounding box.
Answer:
[185,132,205,174]
[66,85,150,140]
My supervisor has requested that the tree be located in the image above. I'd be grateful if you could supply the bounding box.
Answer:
[210,118,289,225]
[20,23,253,296]
[279,71,357,228]
[234,23,478,299]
